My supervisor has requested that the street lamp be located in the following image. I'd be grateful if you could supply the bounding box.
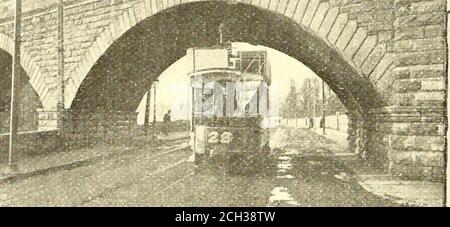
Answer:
[5,0,22,174]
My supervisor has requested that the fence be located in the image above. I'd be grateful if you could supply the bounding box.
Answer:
[0,130,59,162]
[62,111,190,149]
[281,113,349,133]
[0,111,39,134]
[0,110,192,163]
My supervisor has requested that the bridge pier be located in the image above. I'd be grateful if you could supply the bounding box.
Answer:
[346,106,445,182]
[37,109,60,132]
[347,111,359,156]
[369,107,446,182]
[347,110,371,158]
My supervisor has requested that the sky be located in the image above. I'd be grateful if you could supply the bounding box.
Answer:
[136,43,320,124]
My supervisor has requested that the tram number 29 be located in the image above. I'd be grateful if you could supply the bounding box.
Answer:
[208,131,233,144]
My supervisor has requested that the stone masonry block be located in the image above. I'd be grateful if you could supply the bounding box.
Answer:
[344,28,366,57]
[394,12,445,29]
[327,13,348,44]
[393,37,445,53]
[318,7,339,39]
[396,50,445,67]
[396,0,445,15]
[336,20,357,51]
[389,134,445,152]
[390,163,444,182]
[302,0,320,27]
[268,0,279,11]
[361,44,386,75]
[310,2,329,32]
[284,0,300,18]
[292,0,310,24]
[389,151,444,167]
[353,35,377,67]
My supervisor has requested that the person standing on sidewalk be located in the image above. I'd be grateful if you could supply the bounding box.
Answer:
[162,110,171,136]
[309,117,314,129]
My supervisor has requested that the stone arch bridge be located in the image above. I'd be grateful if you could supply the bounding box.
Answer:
[0,0,447,181]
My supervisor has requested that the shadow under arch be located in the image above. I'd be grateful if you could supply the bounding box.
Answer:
[70,1,385,117]
[0,49,43,133]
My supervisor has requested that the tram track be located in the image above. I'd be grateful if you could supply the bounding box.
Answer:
[1,138,191,207]
[146,159,187,178]
[77,159,190,206]
[157,171,195,195]
[80,159,192,206]
[76,144,191,206]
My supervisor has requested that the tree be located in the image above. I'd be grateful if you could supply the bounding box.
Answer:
[280,78,347,119]
[280,80,302,119]
[297,78,320,118]
[326,93,347,115]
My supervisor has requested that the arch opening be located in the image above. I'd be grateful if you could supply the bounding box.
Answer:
[70,1,385,116]
[65,1,389,159]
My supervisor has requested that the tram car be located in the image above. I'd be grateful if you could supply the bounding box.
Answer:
[188,44,273,173]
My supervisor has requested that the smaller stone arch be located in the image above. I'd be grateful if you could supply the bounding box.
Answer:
[0,46,44,133]
[0,33,48,108]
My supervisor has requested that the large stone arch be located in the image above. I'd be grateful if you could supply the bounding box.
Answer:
[67,0,391,110]
[64,0,446,181]
[0,33,48,108]
[67,0,384,167]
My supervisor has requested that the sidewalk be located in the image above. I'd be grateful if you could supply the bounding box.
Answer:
[312,127,349,153]
[156,131,190,142]
[356,173,445,207]
[342,157,445,207]
[305,127,445,207]
[0,131,189,184]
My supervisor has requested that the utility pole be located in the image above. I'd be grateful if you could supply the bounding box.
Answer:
[152,80,159,142]
[445,5,449,208]
[186,86,190,146]
[57,0,65,109]
[7,0,22,172]
[322,80,326,135]
[144,89,151,138]
[313,99,316,118]
[191,78,195,132]
[57,0,66,149]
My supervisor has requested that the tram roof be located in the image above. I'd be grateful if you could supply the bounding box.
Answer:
[186,44,271,84]
[188,68,270,84]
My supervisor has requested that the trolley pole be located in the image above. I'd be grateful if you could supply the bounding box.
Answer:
[322,81,326,135]
[218,23,224,45]
[7,0,22,172]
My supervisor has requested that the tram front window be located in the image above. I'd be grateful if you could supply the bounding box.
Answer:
[193,80,269,119]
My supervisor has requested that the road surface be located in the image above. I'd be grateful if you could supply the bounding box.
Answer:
[0,128,402,207]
